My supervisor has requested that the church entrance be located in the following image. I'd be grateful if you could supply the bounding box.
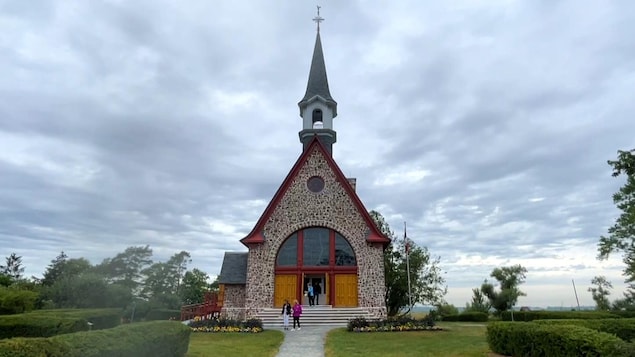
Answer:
[274,227,358,307]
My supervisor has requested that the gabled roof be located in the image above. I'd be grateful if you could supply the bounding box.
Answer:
[240,136,390,246]
[217,252,248,284]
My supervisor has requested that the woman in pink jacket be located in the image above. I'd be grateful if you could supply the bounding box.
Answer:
[292,299,303,330]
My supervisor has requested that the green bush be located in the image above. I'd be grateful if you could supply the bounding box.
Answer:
[487,321,629,356]
[0,309,121,339]
[534,318,635,342]
[0,288,38,315]
[501,310,618,321]
[144,308,181,321]
[0,321,190,357]
[27,308,122,330]
[52,321,191,357]
[0,337,71,357]
[0,315,86,339]
[443,312,488,322]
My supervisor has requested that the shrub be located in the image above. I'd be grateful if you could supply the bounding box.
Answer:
[534,318,635,342]
[0,321,191,357]
[487,321,629,356]
[0,337,71,357]
[0,309,121,339]
[346,315,438,332]
[443,312,488,322]
[189,317,263,332]
[52,320,191,357]
[0,315,86,339]
[28,308,122,330]
[0,288,38,315]
[501,310,618,321]
[144,308,181,321]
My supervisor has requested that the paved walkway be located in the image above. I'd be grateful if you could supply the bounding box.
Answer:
[273,325,338,357]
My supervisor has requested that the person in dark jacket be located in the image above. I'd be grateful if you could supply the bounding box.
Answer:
[314,282,322,305]
[281,299,292,330]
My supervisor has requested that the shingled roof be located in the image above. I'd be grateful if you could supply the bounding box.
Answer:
[217,252,248,284]
[298,32,337,116]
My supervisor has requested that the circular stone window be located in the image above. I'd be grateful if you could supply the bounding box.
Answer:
[307,176,325,193]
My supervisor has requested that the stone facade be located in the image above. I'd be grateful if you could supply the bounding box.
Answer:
[221,284,246,320]
[244,146,387,318]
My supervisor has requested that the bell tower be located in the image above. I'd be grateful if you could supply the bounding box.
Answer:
[298,6,337,154]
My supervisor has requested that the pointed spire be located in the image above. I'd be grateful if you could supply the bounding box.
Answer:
[300,32,334,104]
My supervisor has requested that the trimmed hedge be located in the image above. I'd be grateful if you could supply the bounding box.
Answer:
[501,310,618,321]
[28,309,122,330]
[0,315,86,339]
[0,309,121,339]
[534,318,635,342]
[145,309,181,321]
[442,312,488,322]
[0,321,191,357]
[487,321,630,357]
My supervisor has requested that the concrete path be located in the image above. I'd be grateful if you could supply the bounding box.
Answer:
[273,325,338,357]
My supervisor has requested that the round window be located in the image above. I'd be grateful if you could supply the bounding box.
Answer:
[307,176,325,193]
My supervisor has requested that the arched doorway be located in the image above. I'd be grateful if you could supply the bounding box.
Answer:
[274,227,358,307]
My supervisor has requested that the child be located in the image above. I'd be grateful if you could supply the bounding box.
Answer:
[292,299,303,330]
[281,299,291,330]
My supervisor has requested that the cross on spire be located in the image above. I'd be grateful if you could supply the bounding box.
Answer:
[313,5,324,32]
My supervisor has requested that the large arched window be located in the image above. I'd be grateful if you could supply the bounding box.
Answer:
[275,227,356,267]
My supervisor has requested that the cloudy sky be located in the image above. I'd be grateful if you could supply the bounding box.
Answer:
[1,0,634,307]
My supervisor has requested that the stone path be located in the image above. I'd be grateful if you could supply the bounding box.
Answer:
[273,325,337,357]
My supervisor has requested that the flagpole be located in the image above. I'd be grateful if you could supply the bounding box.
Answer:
[405,221,412,313]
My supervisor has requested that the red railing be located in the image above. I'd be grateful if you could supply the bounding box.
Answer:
[180,291,221,321]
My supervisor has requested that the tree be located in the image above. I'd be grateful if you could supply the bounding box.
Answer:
[0,253,25,280]
[481,264,527,314]
[370,210,447,316]
[588,275,613,311]
[465,287,491,313]
[94,245,153,294]
[180,268,210,305]
[598,149,635,299]
[41,251,69,286]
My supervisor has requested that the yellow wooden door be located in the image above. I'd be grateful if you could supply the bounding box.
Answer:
[334,274,358,307]
[274,275,297,308]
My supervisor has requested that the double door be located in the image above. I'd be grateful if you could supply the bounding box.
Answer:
[274,272,357,307]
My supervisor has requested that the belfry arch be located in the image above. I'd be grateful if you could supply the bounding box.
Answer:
[273,227,358,307]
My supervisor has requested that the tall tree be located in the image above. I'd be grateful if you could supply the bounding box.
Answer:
[180,268,210,305]
[94,245,153,294]
[598,149,635,300]
[465,287,491,313]
[370,210,447,316]
[41,251,69,286]
[588,275,613,311]
[0,253,25,280]
[481,264,527,314]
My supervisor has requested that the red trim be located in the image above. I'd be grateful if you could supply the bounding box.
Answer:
[240,136,391,247]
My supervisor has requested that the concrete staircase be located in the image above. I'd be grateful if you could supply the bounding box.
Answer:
[258,305,371,328]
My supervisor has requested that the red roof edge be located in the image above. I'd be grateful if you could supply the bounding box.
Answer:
[239,135,391,247]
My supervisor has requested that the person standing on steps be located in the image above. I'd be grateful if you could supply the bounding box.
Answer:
[292,299,303,330]
[307,281,315,306]
[314,281,322,305]
[281,299,292,330]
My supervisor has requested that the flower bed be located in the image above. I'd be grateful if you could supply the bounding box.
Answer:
[347,316,442,333]
[188,317,263,333]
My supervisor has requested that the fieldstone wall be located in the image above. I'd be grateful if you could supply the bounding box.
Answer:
[244,147,387,318]
[221,285,246,320]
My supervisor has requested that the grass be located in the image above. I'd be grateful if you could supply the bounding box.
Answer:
[324,322,491,357]
[186,330,284,357]
[186,323,490,357]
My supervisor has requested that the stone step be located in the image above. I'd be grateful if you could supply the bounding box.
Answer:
[258,305,370,328]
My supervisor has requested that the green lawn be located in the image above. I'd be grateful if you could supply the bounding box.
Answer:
[187,323,490,357]
[324,323,491,357]
[186,330,285,357]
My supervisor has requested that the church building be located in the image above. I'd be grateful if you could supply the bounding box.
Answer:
[217,13,390,320]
